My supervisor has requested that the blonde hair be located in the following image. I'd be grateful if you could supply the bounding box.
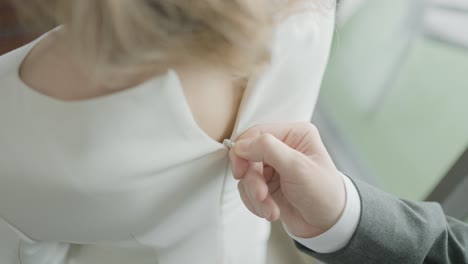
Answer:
[13,0,279,83]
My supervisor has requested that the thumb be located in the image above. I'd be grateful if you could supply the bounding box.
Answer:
[233,134,299,176]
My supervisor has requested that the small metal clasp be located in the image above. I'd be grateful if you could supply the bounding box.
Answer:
[223,139,235,150]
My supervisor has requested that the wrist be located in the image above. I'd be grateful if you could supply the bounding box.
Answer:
[286,174,362,253]
[283,169,347,238]
[319,170,347,232]
[301,169,347,236]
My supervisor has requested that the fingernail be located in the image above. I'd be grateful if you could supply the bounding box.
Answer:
[262,207,271,220]
[231,158,248,180]
[234,139,253,156]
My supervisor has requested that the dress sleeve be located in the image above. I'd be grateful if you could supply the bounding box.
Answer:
[272,0,336,61]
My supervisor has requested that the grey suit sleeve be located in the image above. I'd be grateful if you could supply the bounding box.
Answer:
[295,179,468,264]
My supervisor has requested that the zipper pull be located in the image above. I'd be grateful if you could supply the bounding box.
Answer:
[223,139,235,150]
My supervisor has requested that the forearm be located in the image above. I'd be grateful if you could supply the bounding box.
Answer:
[296,179,468,263]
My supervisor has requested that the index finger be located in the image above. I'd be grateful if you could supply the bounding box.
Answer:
[235,122,323,155]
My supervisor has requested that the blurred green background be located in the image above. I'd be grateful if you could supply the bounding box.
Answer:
[319,0,468,201]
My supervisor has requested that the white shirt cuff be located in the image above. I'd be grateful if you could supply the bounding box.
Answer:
[286,173,361,253]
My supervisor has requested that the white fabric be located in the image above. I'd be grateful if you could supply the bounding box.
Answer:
[287,173,362,253]
[0,9,335,264]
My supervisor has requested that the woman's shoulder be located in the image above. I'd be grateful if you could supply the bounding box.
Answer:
[271,3,335,61]
[275,1,335,38]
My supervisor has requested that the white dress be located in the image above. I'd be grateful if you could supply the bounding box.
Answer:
[0,9,335,264]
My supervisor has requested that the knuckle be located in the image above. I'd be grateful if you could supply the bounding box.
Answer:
[249,126,263,137]
[306,123,319,134]
[236,125,261,141]
[259,134,275,150]
[290,152,311,173]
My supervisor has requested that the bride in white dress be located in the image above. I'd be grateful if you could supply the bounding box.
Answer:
[0,0,335,263]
